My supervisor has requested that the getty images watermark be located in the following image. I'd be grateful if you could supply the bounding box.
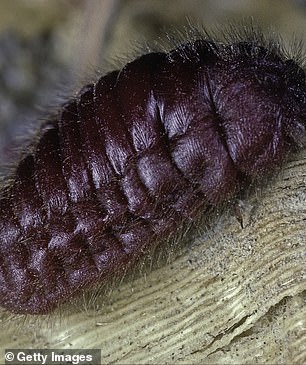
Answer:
[4,349,101,365]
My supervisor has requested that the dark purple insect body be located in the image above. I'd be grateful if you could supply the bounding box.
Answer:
[0,38,305,314]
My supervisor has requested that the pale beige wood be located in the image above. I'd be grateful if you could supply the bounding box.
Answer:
[1,149,305,364]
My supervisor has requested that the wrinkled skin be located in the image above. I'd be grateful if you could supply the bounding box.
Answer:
[0,39,305,314]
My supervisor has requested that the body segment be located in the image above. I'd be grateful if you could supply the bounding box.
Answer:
[0,39,305,314]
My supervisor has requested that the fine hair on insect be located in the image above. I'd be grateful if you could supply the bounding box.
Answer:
[0,23,305,316]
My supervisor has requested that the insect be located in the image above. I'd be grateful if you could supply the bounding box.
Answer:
[0,29,305,315]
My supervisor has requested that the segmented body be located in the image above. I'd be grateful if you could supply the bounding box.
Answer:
[0,39,305,314]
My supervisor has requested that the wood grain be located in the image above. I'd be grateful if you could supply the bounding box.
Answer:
[1,149,305,364]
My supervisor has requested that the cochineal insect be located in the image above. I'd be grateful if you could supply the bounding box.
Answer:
[0,30,305,315]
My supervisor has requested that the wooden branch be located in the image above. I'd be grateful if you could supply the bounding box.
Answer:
[1,149,305,364]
